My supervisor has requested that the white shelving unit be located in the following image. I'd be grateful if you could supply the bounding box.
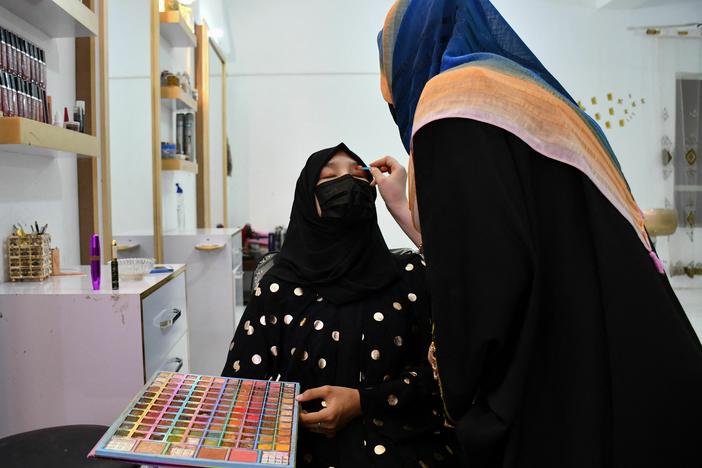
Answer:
[0,0,98,38]
[159,10,196,48]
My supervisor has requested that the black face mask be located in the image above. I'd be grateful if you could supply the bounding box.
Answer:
[314,174,375,222]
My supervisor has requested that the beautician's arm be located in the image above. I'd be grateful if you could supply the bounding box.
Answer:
[368,156,422,248]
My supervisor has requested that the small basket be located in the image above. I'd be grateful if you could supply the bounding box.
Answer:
[7,234,52,281]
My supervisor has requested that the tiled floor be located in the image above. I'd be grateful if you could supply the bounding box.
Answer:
[675,289,702,339]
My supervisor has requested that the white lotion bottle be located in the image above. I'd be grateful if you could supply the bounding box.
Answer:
[176,183,186,232]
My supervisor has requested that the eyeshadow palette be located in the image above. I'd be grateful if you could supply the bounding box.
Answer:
[90,372,299,467]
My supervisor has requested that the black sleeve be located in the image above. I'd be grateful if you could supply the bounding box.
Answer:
[412,119,537,435]
[221,280,273,380]
[358,253,439,417]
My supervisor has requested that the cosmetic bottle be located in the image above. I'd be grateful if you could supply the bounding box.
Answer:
[176,113,184,154]
[0,29,7,72]
[39,48,46,88]
[0,73,8,116]
[8,32,16,75]
[183,113,193,158]
[176,183,186,232]
[111,240,119,290]
[90,234,101,290]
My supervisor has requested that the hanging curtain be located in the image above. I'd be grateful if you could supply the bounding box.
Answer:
[672,79,702,278]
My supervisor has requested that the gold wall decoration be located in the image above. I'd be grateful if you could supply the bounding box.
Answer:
[578,92,646,131]
[662,149,673,165]
[686,148,698,165]
[687,211,696,229]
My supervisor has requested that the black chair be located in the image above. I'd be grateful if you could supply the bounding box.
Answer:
[0,425,139,468]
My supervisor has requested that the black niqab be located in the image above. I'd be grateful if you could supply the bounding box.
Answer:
[267,143,400,304]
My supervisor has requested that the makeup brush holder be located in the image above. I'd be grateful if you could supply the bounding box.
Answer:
[7,234,52,281]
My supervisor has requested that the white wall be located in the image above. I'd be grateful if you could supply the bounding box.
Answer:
[225,0,701,252]
[226,0,408,246]
[496,0,702,276]
[0,7,78,280]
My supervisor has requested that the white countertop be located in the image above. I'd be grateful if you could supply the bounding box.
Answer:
[0,264,185,297]
[162,227,242,236]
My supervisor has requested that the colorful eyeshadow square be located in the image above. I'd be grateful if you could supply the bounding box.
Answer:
[229,449,259,462]
[105,436,136,452]
[198,446,229,460]
[134,441,166,455]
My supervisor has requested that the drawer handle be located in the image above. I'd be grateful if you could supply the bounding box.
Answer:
[163,357,183,372]
[155,308,182,329]
[195,243,225,251]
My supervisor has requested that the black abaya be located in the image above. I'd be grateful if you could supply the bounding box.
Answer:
[222,253,458,467]
[413,118,702,467]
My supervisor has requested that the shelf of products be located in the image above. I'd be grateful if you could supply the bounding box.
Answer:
[0,117,98,157]
[162,158,198,174]
[0,0,98,38]
[159,11,196,48]
[160,86,197,112]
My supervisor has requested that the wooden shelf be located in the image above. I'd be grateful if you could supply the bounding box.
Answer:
[159,10,196,48]
[160,86,197,112]
[162,158,198,174]
[0,117,98,158]
[0,0,98,38]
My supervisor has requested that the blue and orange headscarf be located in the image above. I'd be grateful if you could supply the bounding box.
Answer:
[379,0,663,272]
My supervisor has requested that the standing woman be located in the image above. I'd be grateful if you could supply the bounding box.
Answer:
[376,0,702,467]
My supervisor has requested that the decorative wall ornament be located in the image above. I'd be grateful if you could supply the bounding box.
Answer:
[577,91,647,131]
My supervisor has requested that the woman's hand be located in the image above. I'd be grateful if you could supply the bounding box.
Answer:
[296,385,361,437]
[368,155,422,248]
[367,156,408,214]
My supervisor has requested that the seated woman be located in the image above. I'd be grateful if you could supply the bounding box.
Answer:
[222,143,458,468]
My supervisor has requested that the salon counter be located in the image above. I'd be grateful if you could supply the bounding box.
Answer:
[0,265,190,438]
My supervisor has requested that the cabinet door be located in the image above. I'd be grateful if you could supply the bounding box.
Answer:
[142,273,188,380]
[157,333,190,375]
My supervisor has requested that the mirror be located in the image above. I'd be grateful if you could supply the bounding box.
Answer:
[106,0,155,259]
[208,38,227,227]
